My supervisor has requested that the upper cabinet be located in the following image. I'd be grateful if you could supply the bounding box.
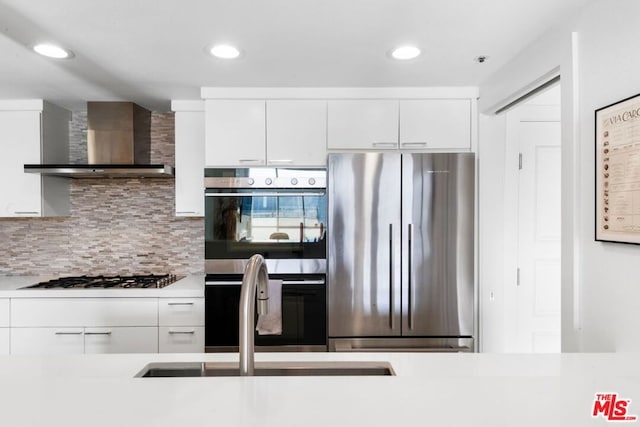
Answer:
[205,100,266,167]
[327,100,399,150]
[0,100,70,218]
[172,101,205,217]
[399,99,471,150]
[266,100,327,166]
[200,88,478,165]
[204,99,327,167]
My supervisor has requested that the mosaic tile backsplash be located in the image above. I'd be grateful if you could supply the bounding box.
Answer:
[0,112,204,276]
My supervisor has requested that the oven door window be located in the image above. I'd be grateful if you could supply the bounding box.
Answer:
[205,190,326,259]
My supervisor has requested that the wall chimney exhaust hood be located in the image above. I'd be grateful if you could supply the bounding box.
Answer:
[25,102,174,178]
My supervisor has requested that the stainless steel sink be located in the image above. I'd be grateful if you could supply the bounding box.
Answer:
[135,361,395,377]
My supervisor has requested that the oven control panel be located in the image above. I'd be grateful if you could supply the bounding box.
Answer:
[204,176,326,189]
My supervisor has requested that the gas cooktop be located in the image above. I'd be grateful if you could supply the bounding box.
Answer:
[21,274,179,289]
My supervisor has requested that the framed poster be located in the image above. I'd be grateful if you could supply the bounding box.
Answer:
[595,93,640,244]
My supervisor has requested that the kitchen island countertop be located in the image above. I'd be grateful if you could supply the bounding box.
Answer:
[0,274,204,298]
[0,351,638,426]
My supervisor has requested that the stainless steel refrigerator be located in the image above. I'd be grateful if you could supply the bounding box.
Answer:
[328,152,475,352]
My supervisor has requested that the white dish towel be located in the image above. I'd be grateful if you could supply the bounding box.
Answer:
[256,279,282,335]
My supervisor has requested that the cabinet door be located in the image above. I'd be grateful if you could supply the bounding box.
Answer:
[159,298,204,327]
[158,326,205,353]
[327,100,398,150]
[11,328,84,355]
[205,100,266,166]
[84,327,158,354]
[11,298,158,327]
[399,99,471,150]
[266,100,327,166]
[0,111,42,217]
[175,111,205,216]
[0,328,9,355]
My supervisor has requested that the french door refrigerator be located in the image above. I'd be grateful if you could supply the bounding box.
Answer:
[328,152,475,351]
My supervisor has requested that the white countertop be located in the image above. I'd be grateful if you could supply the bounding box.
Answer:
[0,274,204,298]
[0,351,638,426]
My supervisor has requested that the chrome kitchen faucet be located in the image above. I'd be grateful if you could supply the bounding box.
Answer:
[239,254,270,376]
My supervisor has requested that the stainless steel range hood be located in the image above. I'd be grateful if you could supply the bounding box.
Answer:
[25,102,174,178]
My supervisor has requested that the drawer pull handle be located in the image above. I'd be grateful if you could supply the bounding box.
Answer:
[84,331,112,335]
[167,302,195,306]
[54,331,83,335]
[14,211,39,215]
[168,330,196,335]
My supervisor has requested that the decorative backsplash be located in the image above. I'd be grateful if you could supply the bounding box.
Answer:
[0,112,204,276]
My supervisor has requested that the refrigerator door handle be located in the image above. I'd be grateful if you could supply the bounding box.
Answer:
[408,223,414,330]
[389,224,394,330]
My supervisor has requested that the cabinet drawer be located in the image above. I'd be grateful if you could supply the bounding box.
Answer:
[158,326,205,353]
[0,328,9,355]
[159,298,204,326]
[11,298,158,327]
[11,327,84,355]
[84,327,158,354]
[0,299,9,327]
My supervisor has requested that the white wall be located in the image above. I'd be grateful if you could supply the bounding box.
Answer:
[480,0,640,352]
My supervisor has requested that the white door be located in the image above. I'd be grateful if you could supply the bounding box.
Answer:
[505,101,561,352]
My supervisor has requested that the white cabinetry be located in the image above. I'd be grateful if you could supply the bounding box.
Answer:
[10,298,158,355]
[172,101,205,217]
[399,99,471,150]
[205,100,265,167]
[0,299,8,355]
[204,100,328,167]
[327,100,399,150]
[11,328,85,355]
[84,327,157,354]
[266,100,327,166]
[158,298,204,353]
[0,100,70,217]
[201,88,478,161]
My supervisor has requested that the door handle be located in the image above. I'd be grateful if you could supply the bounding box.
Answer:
[408,223,414,330]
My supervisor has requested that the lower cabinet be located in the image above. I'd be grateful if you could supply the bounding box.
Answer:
[159,327,205,353]
[10,327,158,355]
[158,298,205,353]
[8,297,205,354]
[84,327,158,354]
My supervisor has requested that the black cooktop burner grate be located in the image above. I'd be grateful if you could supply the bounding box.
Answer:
[22,274,179,289]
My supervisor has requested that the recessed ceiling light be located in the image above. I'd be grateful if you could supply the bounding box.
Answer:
[33,43,74,59]
[209,44,241,59]
[474,55,489,63]
[390,46,421,60]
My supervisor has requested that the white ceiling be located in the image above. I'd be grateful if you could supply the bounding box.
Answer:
[0,0,592,111]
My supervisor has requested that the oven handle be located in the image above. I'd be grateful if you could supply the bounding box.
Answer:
[205,192,325,197]
[206,279,325,286]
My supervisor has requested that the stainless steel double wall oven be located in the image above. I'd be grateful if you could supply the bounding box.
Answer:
[204,168,327,352]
